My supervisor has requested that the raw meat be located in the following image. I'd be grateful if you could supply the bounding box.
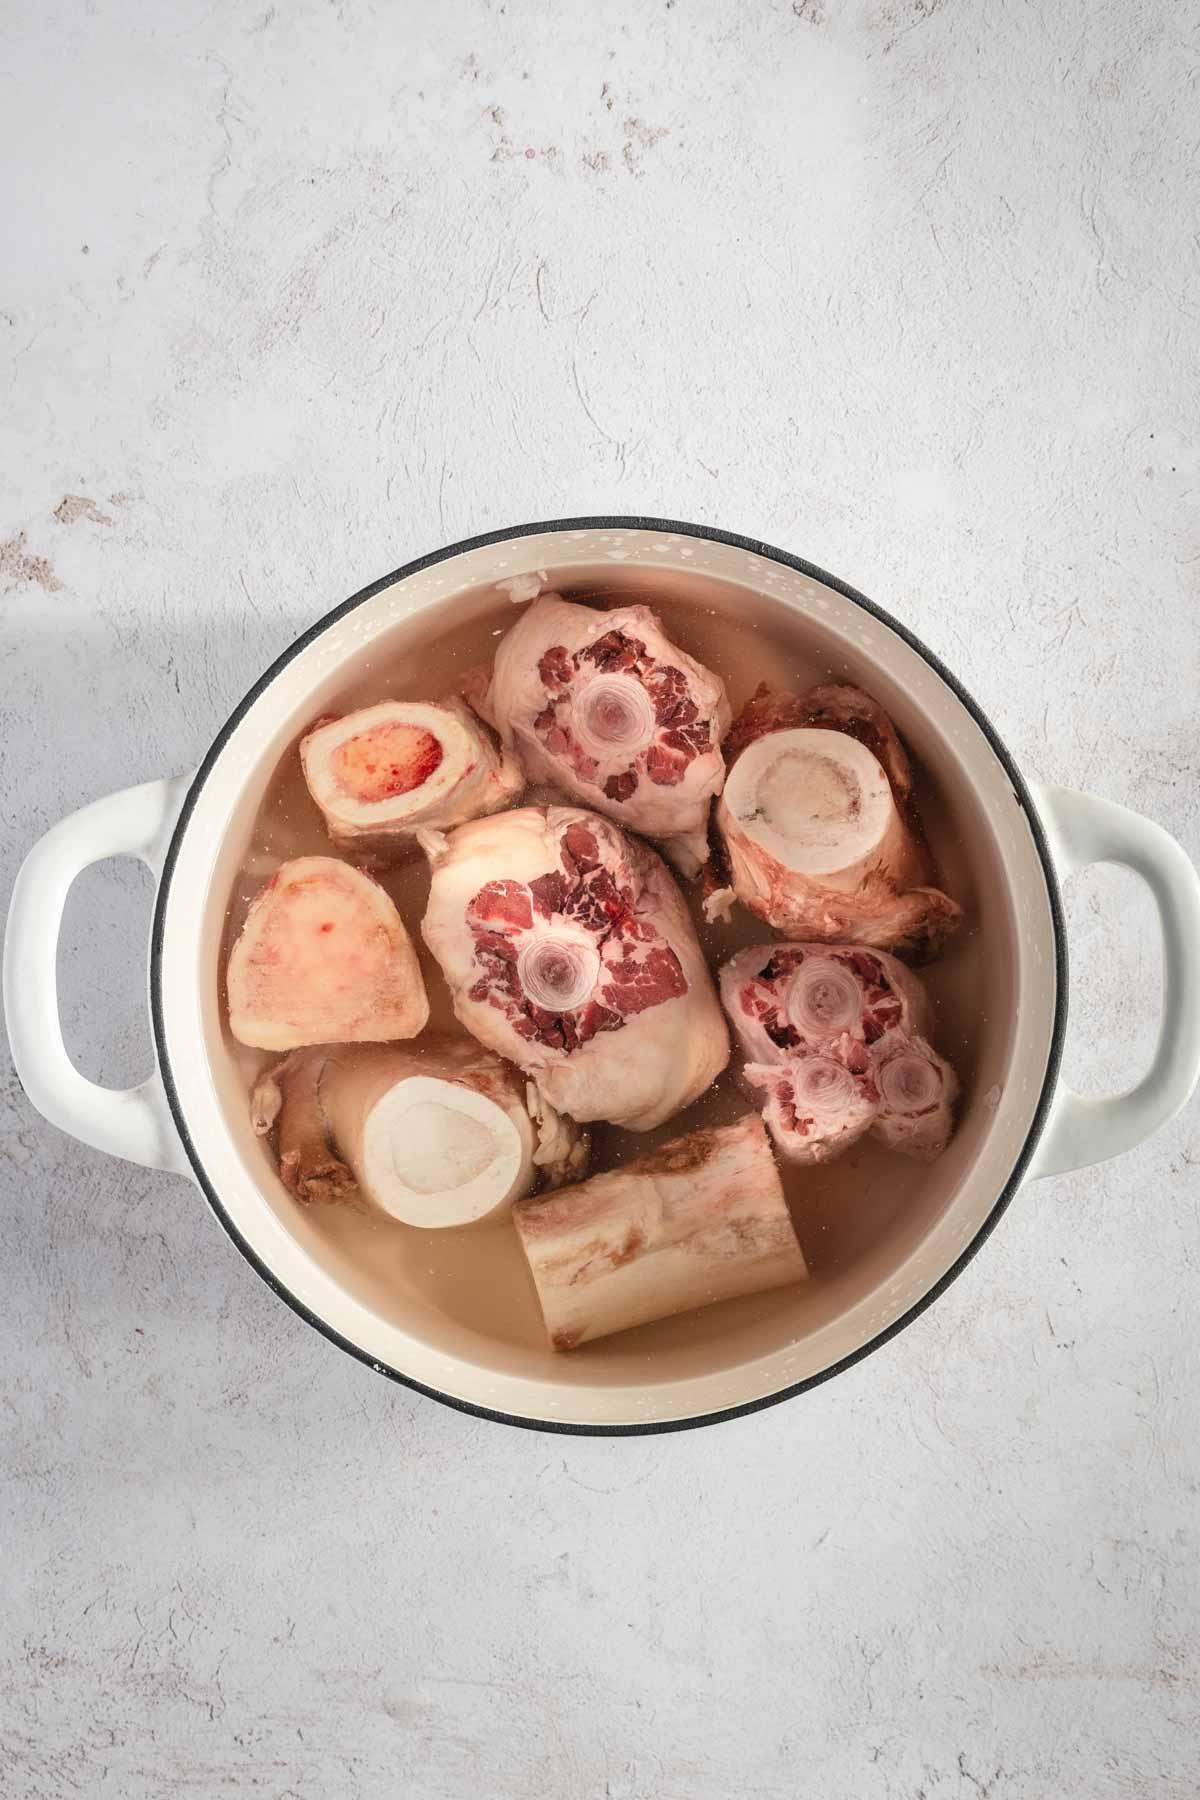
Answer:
[478,595,730,873]
[742,1057,879,1165]
[420,805,730,1130]
[719,942,957,1164]
[513,1112,808,1349]
[300,697,522,855]
[716,681,961,955]
[719,942,931,1064]
[226,856,428,1051]
[250,1037,587,1226]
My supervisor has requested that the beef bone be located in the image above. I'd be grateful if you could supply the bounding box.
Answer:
[720,942,958,1164]
[226,856,428,1051]
[478,594,730,874]
[250,1037,587,1226]
[513,1112,808,1349]
[300,697,522,855]
[420,804,730,1130]
[716,682,961,955]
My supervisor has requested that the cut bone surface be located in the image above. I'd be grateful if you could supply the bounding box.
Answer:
[484,594,730,872]
[743,1056,877,1165]
[300,697,523,853]
[513,1112,808,1349]
[726,681,915,797]
[250,1038,584,1226]
[870,1028,959,1161]
[226,856,428,1050]
[719,942,931,1066]
[717,683,961,954]
[719,942,956,1164]
[420,804,730,1130]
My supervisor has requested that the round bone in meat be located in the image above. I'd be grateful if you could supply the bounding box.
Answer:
[300,698,523,854]
[485,595,730,873]
[420,805,730,1130]
[743,1054,878,1165]
[719,942,931,1067]
[226,856,428,1051]
[513,1112,808,1349]
[725,681,915,795]
[718,942,957,1165]
[870,1028,958,1161]
[250,1039,586,1226]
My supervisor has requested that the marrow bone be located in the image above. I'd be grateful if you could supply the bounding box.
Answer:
[513,1112,808,1349]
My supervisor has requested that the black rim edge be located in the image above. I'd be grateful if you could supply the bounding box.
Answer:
[150,515,1069,1438]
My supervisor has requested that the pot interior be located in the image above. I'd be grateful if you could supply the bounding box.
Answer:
[160,528,1058,1426]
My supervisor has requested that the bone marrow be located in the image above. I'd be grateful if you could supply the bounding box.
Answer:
[250,1038,587,1227]
[717,682,961,955]
[301,698,523,854]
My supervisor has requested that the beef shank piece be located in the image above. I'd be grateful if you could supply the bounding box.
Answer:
[716,682,961,956]
[421,805,730,1130]
[478,595,730,874]
[720,942,957,1164]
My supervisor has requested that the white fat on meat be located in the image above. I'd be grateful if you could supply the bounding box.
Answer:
[300,697,522,854]
[482,595,730,873]
[420,805,730,1130]
[226,856,428,1051]
[249,1038,587,1227]
[716,682,961,955]
[719,941,957,1164]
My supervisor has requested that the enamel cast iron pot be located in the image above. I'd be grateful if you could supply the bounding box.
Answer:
[7,520,1200,1434]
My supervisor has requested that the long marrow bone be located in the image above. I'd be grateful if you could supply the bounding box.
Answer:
[513,1112,808,1349]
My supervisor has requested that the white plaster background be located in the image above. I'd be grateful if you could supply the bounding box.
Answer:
[2,1,1198,1794]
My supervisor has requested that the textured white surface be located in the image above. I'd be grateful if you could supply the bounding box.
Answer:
[1,1,1198,1794]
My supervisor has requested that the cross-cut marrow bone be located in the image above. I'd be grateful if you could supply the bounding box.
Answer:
[482,595,731,873]
[420,805,730,1130]
[717,683,961,954]
[742,1056,879,1166]
[226,856,428,1050]
[250,1038,586,1226]
[869,1027,958,1160]
[719,942,957,1164]
[513,1112,808,1349]
[300,698,523,855]
[719,942,931,1066]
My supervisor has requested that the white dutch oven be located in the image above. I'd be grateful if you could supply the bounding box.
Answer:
[7,520,1200,1433]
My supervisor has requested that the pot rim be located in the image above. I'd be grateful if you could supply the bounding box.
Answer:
[150,515,1069,1436]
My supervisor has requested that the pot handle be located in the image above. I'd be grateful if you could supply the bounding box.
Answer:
[3,776,194,1176]
[1026,783,1200,1179]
